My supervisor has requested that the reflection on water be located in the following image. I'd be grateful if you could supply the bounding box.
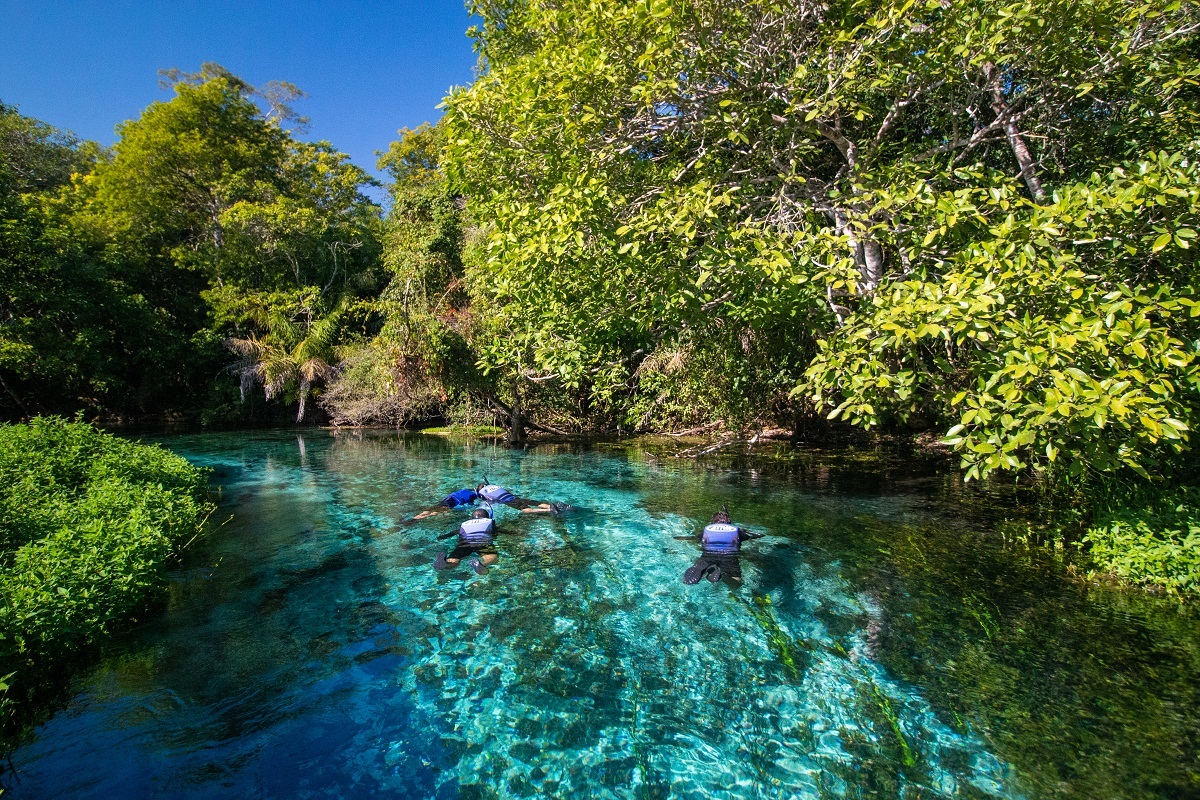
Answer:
[5,431,1199,799]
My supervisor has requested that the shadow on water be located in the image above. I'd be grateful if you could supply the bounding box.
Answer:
[3,429,1199,799]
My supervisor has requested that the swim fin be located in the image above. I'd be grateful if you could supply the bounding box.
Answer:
[433,551,451,570]
[470,556,489,575]
[683,561,708,584]
[706,564,722,582]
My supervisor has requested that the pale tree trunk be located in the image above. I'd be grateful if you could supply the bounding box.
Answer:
[819,123,885,294]
[833,208,884,293]
[860,239,885,292]
[985,62,1047,203]
[296,380,310,424]
[0,371,32,418]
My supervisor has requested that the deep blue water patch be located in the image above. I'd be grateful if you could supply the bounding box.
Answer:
[5,431,1199,799]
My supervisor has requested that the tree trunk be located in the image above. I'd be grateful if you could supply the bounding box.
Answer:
[507,392,526,446]
[297,380,310,424]
[985,62,1047,203]
[860,238,885,293]
[833,208,884,293]
[0,371,32,419]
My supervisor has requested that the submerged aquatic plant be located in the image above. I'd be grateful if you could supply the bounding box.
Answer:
[743,593,811,682]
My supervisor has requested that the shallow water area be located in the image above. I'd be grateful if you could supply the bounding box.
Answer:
[5,430,1200,799]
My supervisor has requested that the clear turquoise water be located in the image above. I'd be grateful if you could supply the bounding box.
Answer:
[5,431,1199,799]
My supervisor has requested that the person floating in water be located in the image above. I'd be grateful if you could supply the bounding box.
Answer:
[681,506,764,584]
[409,477,569,522]
[433,506,499,575]
[477,479,569,514]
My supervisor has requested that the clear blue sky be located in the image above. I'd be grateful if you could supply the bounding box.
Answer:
[0,0,478,200]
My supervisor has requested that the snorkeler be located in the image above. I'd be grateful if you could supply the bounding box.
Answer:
[681,506,764,584]
[409,478,569,522]
[477,478,570,515]
[433,506,499,575]
[408,486,481,521]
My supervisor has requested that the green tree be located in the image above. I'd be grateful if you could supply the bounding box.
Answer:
[219,288,349,423]
[320,123,484,428]
[443,0,1200,472]
[0,103,190,419]
[78,63,384,423]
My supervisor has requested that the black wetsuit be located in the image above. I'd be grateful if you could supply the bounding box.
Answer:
[435,515,498,573]
[683,526,763,584]
[446,539,498,562]
[477,483,557,511]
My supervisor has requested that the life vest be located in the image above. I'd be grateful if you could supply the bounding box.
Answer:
[701,523,740,553]
[478,484,516,504]
[444,488,479,507]
[459,516,496,546]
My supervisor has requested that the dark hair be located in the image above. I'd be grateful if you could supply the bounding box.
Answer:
[711,509,731,524]
[472,508,490,519]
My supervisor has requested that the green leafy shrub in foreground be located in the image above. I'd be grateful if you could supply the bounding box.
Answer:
[0,417,213,719]
[1086,487,1200,597]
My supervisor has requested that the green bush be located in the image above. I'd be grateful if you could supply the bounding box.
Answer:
[0,417,213,720]
[1085,486,1200,597]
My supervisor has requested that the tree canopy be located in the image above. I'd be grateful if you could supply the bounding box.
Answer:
[5,7,1200,484]
[438,0,1200,478]
[0,65,382,423]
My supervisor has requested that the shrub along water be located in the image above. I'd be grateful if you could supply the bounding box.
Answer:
[0,417,213,726]
[1085,485,1200,597]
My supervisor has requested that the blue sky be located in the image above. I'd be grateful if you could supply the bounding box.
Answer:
[0,0,478,199]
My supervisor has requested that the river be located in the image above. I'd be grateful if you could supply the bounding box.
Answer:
[5,430,1199,799]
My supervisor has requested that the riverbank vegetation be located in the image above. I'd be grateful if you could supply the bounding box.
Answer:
[2,2,1200,594]
[0,65,382,425]
[0,418,213,725]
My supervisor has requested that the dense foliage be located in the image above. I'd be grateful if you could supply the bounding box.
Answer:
[0,101,183,416]
[1085,485,1200,594]
[0,418,212,720]
[442,0,1200,475]
[427,0,1200,590]
[0,64,382,424]
[318,123,485,427]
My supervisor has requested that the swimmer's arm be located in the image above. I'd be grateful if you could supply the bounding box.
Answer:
[739,527,766,540]
[437,529,460,541]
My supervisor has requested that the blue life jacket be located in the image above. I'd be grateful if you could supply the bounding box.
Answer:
[478,484,516,504]
[443,488,479,507]
[701,523,740,554]
[459,516,496,546]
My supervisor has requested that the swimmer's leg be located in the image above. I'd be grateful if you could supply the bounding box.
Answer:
[412,505,452,522]
[437,544,472,570]
[508,497,558,514]
[471,548,498,574]
[722,556,742,583]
